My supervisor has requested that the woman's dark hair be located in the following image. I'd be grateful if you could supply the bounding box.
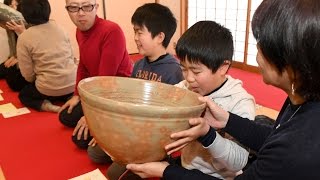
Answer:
[252,0,320,100]
[18,0,51,25]
[131,3,177,48]
[176,21,233,73]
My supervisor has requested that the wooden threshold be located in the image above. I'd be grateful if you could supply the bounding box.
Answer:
[232,61,261,74]
[256,105,279,120]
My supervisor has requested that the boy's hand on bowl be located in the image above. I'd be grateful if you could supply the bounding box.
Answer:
[199,96,230,129]
[165,117,210,155]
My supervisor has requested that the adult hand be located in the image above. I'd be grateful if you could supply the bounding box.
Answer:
[6,20,26,35]
[126,161,169,178]
[165,117,210,155]
[59,95,80,114]
[4,56,18,68]
[199,96,230,129]
[88,138,96,147]
[72,116,89,140]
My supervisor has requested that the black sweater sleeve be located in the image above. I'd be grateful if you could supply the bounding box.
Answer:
[197,127,216,147]
[224,113,273,151]
[224,98,289,152]
[164,100,320,180]
[164,165,222,180]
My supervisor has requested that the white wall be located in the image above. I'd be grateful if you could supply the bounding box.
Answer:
[48,0,105,58]
[157,0,181,55]
[104,0,155,54]
[47,0,183,57]
[48,0,156,57]
[2,0,183,62]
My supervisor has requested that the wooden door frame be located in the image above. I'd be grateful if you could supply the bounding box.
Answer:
[156,0,185,41]
[102,0,106,19]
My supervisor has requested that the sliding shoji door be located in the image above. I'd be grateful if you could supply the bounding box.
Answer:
[187,0,263,72]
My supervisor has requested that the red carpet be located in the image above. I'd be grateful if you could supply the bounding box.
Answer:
[228,68,286,111]
[0,55,286,179]
[0,80,107,180]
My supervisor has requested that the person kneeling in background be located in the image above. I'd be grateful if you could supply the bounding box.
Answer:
[17,0,77,113]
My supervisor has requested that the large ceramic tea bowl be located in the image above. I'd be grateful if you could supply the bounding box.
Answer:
[0,3,26,29]
[78,76,206,164]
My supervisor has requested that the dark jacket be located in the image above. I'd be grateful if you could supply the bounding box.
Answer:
[164,98,320,180]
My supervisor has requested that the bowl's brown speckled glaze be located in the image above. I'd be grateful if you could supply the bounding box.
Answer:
[0,3,26,29]
[78,76,206,164]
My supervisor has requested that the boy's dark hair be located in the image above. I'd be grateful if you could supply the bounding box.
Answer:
[252,0,320,101]
[131,3,177,48]
[176,21,233,73]
[18,0,50,25]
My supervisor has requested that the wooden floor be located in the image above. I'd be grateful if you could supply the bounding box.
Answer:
[256,105,279,120]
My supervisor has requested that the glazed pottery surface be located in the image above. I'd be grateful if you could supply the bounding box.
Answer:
[0,3,26,29]
[78,76,206,164]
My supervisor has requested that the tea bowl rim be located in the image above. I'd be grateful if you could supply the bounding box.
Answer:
[77,76,206,115]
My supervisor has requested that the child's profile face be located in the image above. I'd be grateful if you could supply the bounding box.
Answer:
[10,0,18,9]
[180,60,228,96]
[133,24,162,59]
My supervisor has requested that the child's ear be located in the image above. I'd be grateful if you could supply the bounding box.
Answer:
[156,32,165,44]
[218,60,231,74]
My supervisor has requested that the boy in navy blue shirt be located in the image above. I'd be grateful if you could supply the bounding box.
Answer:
[87,3,184,180]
